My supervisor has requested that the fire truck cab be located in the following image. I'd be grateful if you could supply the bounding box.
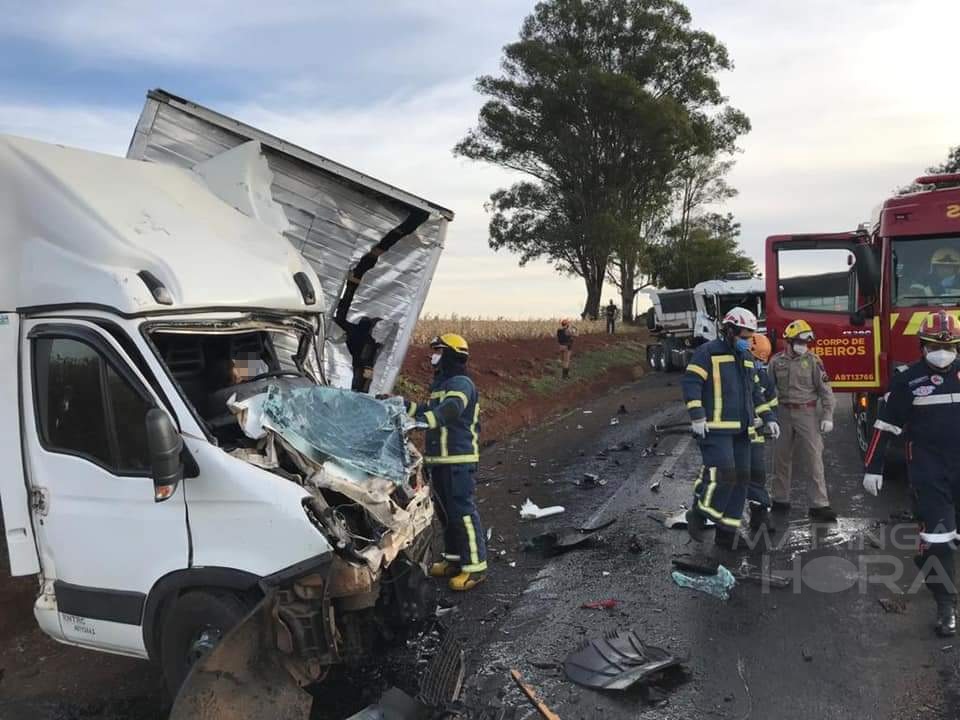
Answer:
[765,174,960,458]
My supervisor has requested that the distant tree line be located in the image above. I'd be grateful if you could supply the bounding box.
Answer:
[456,0,754,320]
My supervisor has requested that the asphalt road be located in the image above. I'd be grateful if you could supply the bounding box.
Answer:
[2,372,957,719]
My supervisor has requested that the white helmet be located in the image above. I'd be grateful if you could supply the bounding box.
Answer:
[722,307,758,332]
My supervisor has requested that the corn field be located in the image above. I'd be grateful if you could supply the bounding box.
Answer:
[413,315,638,343]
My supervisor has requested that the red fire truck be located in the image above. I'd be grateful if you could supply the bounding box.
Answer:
[765,173,960,458]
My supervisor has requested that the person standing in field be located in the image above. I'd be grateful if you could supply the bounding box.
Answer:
[605,300,617,334]
[557,318,577,379]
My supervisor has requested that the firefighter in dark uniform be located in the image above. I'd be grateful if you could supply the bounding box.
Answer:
[405,333,486,591]
[682,307,780,548]
[747,333,779,532]
[864,311,960,636]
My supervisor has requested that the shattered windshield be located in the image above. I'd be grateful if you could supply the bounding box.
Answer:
[262,383,414,484]
[894,236,960,307]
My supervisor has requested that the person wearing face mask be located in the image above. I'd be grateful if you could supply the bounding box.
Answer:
[863,311,960,636]
[769,319,837,522]
[404,334,486,591]
[681,307,779,549]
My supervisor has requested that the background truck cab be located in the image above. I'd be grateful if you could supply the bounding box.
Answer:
[765,174,960,457]
[0,90,453,703]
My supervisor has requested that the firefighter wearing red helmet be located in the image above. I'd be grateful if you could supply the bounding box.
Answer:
[864,310,960,636]
[681,307,779,548]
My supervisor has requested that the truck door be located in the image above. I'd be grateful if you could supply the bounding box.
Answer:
[766,234,882,391]
[21,319,189,655]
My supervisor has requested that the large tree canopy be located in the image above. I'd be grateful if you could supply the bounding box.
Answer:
[456,0,749,318]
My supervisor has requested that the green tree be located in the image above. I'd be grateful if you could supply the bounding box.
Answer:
[455,0,748,319]
[929,146,960,174]
[645,212,754,288]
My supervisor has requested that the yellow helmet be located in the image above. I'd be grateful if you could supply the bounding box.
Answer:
[431,333,469,357]
[783,319,814,341]
[931,248,960,267]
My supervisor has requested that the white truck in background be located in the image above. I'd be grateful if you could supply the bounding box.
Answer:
[644,273,765,371]
[0,90,454,719]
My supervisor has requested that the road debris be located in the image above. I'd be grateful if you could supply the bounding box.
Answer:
[672,564,736,600]
[511,668,561,720]
[671,556,720,576]
[618,404,628,414]
[649,509,697,529]
[628,534,644,554]
[563,629,684,691]
[802,647,814,662]
[345,688,424,720]
[524,523,612,556]
[581,599,619,610]
[582,472,607,488]
[520,498,566,520]
[583,410,593,415]
[879,597,909,614]
[609,417,620,426]
[650,478,661,493]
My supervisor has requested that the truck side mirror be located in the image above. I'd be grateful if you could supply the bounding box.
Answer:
[146,408,184,502]
[852,245,881,298]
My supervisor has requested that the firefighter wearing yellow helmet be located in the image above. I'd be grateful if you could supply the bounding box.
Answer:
[769,319,837,522]
[403,333,486,591]
[928,247,960,296]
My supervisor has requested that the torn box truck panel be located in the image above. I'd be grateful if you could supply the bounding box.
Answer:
[127,89,454,396]
[0,128,438,699]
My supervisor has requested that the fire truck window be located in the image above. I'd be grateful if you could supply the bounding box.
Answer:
[777,248,855,313]
[893,236,960,307]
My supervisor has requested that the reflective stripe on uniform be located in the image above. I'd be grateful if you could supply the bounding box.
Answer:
[464,515,480,567]
[424,454,480,464]
[686,399,703,409]
[913,393,960,406]
[873,419,902,435]
[920,530,958,543]
[445,390,469,407]
[706,420,741,429]
[744,360,755,368]
[703,467,718,509]
[430,390,445,400]
[711,355,735,424]
[768,397,779,408]
[407,401,418,417]
[470,402,480,457]
[424,410,438,429]
[755,401,773,414]
[687,364,708,380]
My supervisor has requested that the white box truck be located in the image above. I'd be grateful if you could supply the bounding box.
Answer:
[0,90,454,718]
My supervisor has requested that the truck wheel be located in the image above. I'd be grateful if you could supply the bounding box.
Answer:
[645,307,656,331]
[646,345,660,371]
[662,339,675,372]
[160,590,248,695]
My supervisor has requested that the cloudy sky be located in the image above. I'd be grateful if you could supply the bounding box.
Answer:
[2,0,958,318]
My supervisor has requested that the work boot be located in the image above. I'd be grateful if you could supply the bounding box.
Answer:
[429,560,461,578]
[936,597,957,637]
[686,508,709,543]
[449,571,486,592]
[749,503,775,533]
[809,506,838,523]
[771,501,791,513]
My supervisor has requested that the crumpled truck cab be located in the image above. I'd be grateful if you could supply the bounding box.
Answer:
[0,92,452,706]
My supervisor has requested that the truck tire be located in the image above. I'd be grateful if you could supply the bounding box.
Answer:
[160,590,249,695]
[646,344,660,371]
[662,339,676,372]
[854,395,878,460]
[645,307,656,331]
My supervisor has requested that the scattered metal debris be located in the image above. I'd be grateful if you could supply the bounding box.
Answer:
[563,629,684,691]
[582,472,607,488]
[520,498,565,520]
[733,570,791,589]
[879,597,908,614]
[581,599,619,610]
[672,564,736,600]
[583,410,594,415]
[650,479,661,493]
[609,417,620,426]
[511,669,561,720]
[649,509,699,530]
[628,534,644,554]
[618,404,628,414]
[671,556,720,576]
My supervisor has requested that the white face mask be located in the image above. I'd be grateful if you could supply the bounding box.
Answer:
[792,343,808,356]
[925,348,957,369]
[430,352,442,367]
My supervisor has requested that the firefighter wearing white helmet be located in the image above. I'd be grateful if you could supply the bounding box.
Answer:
[769,319,837,522]
[681,307,779,549]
